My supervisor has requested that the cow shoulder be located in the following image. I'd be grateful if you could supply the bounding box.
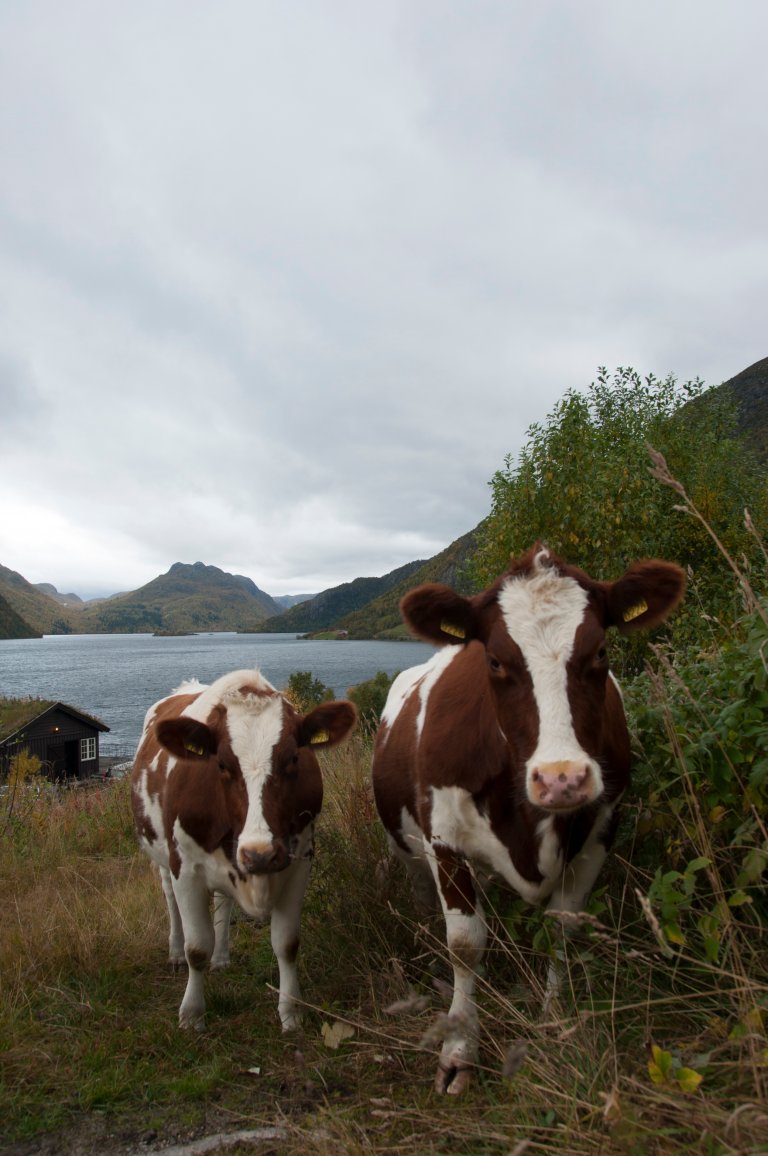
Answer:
[417,641,506,794]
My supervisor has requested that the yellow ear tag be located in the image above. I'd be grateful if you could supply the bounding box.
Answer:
[440,620,466,639]
[310,729,330,745]
[184,741,205,756]
[623,599,649,623]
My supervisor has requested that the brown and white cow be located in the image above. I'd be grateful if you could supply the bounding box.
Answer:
[372,544,685,1094]
[131,669,356,1032]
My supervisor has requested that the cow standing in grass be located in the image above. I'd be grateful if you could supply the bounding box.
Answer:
[372,544,685,1094]
[131,669,356,1031]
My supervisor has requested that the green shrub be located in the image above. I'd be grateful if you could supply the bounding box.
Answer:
[283,670,335,711]
[347,670,398,734]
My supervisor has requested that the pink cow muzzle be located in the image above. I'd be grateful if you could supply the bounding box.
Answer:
[238,841,290,875]
[528,761,600,810]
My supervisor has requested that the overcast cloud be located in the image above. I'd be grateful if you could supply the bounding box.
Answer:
[1,1,766,598]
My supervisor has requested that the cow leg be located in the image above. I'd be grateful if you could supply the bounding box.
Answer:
[390,839,438,915]
[430,845,487,1095]
[543,841,608,1015]
[159,865,185,969]
[172,873,215,1030]
[211,891,234,970]
[270,857,312,1031]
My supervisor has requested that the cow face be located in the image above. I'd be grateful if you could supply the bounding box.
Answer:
[155,684,357,874]
[400,543,686,814]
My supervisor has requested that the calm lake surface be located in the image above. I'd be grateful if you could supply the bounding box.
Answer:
[0,633,436,754]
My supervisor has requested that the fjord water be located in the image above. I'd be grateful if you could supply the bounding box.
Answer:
[0,633,436,753]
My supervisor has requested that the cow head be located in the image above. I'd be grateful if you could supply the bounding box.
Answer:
[155,673,357,873]
[400,544,686,812]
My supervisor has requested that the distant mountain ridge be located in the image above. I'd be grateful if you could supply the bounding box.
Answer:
[1,356,765,641]
[258,559,427,633]
[723,355,768,463]
[0,589,41,639]
[33,583,84,606]
[331,529,480,639]
[273,593,316,610]
[75,562,282,634]
[0,564,73,635]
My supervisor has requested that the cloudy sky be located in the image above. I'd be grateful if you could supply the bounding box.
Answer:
[1,1,766,599]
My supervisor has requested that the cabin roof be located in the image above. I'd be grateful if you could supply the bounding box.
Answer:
[0,697,109,744]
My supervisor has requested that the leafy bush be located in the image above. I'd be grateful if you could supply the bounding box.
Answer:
[627,601,768,963]
[347,670,398,733]
[283,670,335,712]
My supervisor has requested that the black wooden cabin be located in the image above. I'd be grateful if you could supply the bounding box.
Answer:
[0,699,110,781]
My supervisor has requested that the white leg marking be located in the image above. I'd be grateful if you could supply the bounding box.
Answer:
[159,865,185,968]
[270,858,312,1031]
[211,891,234,970]
[543,836,609,1016]
[172,872,215,1031]
[428,854,487,1095]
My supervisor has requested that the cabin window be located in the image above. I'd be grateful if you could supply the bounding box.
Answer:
[80,737,96,762]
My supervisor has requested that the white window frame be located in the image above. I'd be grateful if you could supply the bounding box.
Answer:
[80,736,96,762]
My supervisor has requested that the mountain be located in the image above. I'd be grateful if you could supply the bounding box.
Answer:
[33,583,84,606]
[76,562,282,634]
[0,591,41,639]
[273,593,316,609]
[332,529,480,639]
[258,558,427,634]
[0,564,76,636]
[721,355,768,463]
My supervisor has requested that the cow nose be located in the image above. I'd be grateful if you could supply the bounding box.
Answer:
[239,842,289,875]
[529,761,595,810]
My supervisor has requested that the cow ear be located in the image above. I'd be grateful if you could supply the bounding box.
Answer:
[400,583,474,645]
[605,560,687,635]
[299,700,358,749]
[156,717,216,760]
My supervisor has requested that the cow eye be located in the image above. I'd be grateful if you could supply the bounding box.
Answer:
[488,655,503,674]
[596,646,608,664]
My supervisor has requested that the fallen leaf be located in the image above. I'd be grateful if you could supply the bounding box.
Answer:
[321,1020,355,1049]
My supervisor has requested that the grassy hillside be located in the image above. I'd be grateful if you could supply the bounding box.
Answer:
[335,528,480,639]
[76,562,282,634]
[720,354,768,462]
[33,583,85,607]
[0,591,40,639]
[0,564,76,636]
[258,558,426,634]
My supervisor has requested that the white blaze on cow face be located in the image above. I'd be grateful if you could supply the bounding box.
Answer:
[497,554,604,810]
[181,673,287,872]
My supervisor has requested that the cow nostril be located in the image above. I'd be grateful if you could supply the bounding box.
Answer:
[532,769,541,782]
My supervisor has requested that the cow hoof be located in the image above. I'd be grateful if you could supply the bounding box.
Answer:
[168,957,186,973]
[179,1013,206,1032]
[279,1012,302,1032]
[435,1061,472,1095]
[209,957,230,971]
